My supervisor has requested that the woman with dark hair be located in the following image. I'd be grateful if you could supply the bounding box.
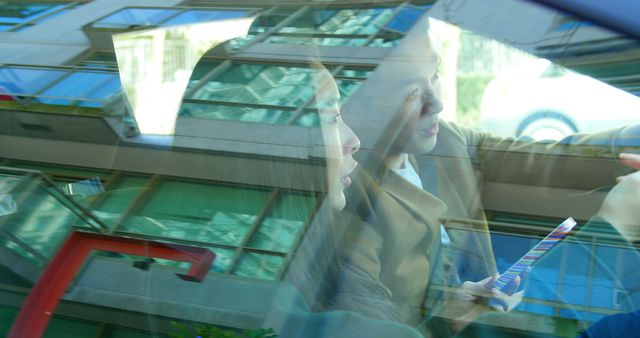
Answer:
[263,61,429,337]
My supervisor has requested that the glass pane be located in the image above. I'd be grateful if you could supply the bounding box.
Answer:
[39,72,121,108]
[122,180,270,245]
[264,35,368,46]
[43,317,99,338]
[233,253,284,280]
[163,10,249,26]
[248,193,317,252]
[367,35,402,47]
[200,63,265,86]
[92,176,149,227]
[211,248,234,273]
[0,306,17,335]
[97,239,232,273]
[185,60,220,90]
[189,64,316,107]
[9,162,107,179]
[293,111,320,127]
[249,7,293,33]
[2,181,83,259]
[279,8,394,35]
[30,5,70,25]
[226,34,257,50]
[383,6,425,33]
[336,79,362,103]
[140,180,268,219]
[0,174,22,194]
[122,214,253,246]
[225,9,294,49]
[335,68,373,79]
[0,67,65,96]
[98,327,151,338]
[179,102,293,125]
[0,3,65,24]
[1,240,40,266]
[77,53,118,70]
[92,8,180,29]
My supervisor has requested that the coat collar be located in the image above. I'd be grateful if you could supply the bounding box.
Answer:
[379,159,447,226]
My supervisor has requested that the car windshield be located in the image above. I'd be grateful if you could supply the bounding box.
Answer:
[1,1,639,338]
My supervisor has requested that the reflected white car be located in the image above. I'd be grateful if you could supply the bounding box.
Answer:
[480,59,640,140]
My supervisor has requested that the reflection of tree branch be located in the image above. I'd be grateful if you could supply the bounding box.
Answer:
[508,21,580,48]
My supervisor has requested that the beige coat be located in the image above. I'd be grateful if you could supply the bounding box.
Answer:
[329,121,633,328]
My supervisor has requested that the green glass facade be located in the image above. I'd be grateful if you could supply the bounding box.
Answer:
[1,160,319,280]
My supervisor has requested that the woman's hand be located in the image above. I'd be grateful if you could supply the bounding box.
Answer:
[597,153,640,242]
[445,272,526,333]
[461,273,525,312]
[619,153,640,171]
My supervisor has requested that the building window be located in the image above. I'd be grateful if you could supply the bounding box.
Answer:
[38,71,121,108]
[105,179,318,280]
[0,65,121,109]
[0,67,67,98]
[0,162,109,266]
[3,161,321,281]
[163,9,250,26]
[1,56,370,128]
[86,4,427,48]
[89,7,255,30]
[260,5,428,47]
[75,52,119,71]
[0,2,81,32]
[180,61,372,127]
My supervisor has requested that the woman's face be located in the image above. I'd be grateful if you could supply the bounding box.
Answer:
[315,69,360,210]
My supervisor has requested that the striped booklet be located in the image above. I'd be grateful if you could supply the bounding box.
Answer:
[494,217,577,291]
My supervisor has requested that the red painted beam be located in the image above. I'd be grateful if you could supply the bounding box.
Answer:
[8,231,215,338]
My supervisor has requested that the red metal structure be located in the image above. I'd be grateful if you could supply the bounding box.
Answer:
[8,231,215,338]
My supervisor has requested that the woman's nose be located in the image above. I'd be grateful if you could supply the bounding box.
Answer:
[421,90,444,117]
[430,94,444,116]
[342,124,360,156]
